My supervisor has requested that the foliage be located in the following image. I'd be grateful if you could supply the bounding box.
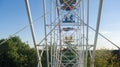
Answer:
[94,49,119,67]
[0,37,119,67]
[0,36,37,67]
[94,49,111,67]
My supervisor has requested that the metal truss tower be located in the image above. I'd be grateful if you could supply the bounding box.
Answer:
[39,0,103,67]
[1,0,120,67]
[25,0,103,67]
[42,0,87,67]
[40,0,103,67]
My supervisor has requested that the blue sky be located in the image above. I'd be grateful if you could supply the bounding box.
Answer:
[0,0,120,49]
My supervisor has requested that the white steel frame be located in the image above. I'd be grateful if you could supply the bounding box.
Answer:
[25,0,103,67]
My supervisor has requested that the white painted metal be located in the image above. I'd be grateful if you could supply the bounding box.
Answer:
[91,0,103,67]
[25,0,103,67]
[41,0,101,67]
[24,0,42,67]
[1,0,120,67]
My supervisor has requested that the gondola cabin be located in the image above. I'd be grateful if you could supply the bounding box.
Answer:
[60,0,76,5]
[60,0,76,11]
[63,27,74,31]
[62,14,75,23]
[64,36,74,43]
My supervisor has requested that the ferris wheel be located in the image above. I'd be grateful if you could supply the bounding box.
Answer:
[24,0,120,67]
[25,0,103,67]
[0,0,120,67]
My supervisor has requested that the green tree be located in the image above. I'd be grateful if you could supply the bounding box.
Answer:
[0,36,37,67]
[94,49,119,67]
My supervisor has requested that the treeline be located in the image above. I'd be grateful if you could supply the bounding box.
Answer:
[0,36,38,67]
[0,36,119,67]
[93,49,120,67]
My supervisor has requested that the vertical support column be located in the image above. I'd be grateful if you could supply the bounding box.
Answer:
[43,0,49,67]
[24,0,42,67]
[91,0,103,67]
[82,0,85,67]
[50,0,53,67]
[56,0,62,67]
[85,0,90,67]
